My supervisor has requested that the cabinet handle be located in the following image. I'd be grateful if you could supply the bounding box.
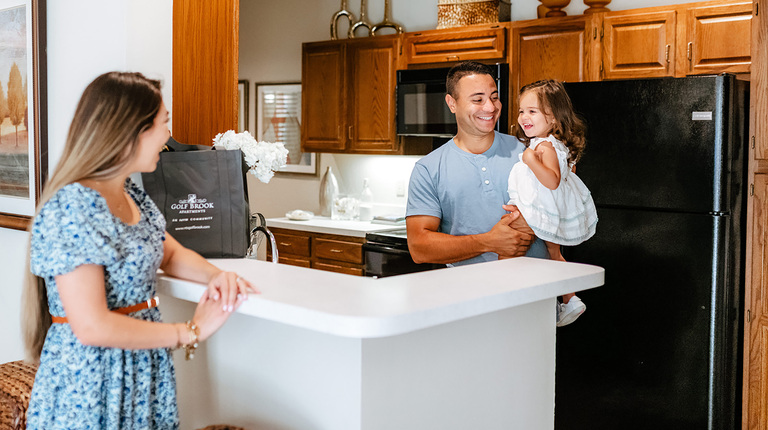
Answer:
[593,27,597,39]
[348,126,353,139]
[279,242,292,247]
[446,55,459,61]
[330,249,343,253]
[687,42,693,62]
[665,44,670,65]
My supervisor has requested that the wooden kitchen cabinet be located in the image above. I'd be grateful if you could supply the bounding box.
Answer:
[508,15,597,126]
[601,9,677,79]
[301,41,347,152]
[679,1,752,76]
[597,0,751,80]
[269,228,365,276]
[402,23,507,66]
[301,36,398,154]
[744,0,766,426]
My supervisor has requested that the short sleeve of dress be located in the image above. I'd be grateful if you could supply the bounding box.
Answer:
[30,185,120,279]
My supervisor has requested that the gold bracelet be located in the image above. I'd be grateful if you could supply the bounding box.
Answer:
[183,320,200,361]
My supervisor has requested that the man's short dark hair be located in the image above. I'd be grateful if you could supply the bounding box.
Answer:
[446,61,495,98]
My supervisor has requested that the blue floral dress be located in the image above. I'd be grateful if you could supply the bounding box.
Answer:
[27,179,179,429]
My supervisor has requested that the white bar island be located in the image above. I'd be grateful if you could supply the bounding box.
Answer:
[157,257,604,430]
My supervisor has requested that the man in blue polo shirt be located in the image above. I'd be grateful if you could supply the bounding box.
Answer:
[406,61,548,266]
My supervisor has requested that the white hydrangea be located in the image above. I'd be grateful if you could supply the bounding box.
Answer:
[212,130,288,183]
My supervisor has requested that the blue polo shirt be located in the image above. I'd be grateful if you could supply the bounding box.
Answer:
[406,131,548,266]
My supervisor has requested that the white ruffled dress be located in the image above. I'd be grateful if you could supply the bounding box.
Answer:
[507,135,598,246]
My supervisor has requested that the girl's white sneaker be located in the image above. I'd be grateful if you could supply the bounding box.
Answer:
[557,296,586,327]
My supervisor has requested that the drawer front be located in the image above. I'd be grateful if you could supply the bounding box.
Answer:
[313,261,364,276]
[314,238,363,264]
[278,255,312,268]
[273,232,311,257]
[404,27,506,65]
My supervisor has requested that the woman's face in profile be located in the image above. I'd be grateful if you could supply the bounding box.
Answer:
[132,103,170,173]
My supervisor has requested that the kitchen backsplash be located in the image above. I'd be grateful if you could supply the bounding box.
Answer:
[247,153,421,219]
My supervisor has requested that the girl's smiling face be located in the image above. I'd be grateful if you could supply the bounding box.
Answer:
[518,90,555,139]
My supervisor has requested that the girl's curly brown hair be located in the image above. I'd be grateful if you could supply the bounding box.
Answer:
[514,79,587,165]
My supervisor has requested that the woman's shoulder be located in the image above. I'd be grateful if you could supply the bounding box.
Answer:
[40,183,103,216]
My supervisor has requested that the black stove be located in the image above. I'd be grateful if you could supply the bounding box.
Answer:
[363,229,442,277]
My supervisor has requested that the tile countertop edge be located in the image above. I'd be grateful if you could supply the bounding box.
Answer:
[266,217,404,237]
[157,257,604,338]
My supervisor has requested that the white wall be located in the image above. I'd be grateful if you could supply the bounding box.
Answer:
[239,0,702,219]
[0,0,172,363]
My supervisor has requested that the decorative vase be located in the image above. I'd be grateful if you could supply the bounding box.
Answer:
[319,166,339,217]
[583,0,611,14]
[537,4,550,18]
[539,0,570,17]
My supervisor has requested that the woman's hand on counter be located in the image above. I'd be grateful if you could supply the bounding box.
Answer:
[192,288,245,342]
[206,270,260,312]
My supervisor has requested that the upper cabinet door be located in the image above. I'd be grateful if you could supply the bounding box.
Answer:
[173,0,239,145]
[348,37,399,153]
[682,1,752,75]
[301,41,347,152]
[602,10,676,80]
[403,24,507,65]
[509,15,597,131]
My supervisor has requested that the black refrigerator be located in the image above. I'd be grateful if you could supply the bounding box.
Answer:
[557,75,748,430]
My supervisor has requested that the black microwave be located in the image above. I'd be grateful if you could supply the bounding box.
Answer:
[395,63,509,137]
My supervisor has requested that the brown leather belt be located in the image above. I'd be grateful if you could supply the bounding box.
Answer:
[51,296,160,324]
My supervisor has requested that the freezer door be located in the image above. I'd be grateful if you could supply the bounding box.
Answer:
[564,76,746,213]
[557,208,741,430]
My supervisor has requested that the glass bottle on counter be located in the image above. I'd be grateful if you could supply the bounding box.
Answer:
[319,166,339,217]
[359,178,374,221]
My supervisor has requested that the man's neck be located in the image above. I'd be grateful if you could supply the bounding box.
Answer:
[453,130,495,155]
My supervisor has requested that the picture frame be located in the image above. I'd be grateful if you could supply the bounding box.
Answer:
[237,79,248,133]
[0,0,47,230]
[256,82,317,176]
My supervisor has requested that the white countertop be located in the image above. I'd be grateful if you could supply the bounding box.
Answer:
[266,216,404,237]
[157,257,604,338]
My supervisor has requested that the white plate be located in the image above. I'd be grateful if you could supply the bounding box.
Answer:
[286,210,314,221]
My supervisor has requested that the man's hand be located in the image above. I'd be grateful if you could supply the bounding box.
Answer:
[478,207,534,258]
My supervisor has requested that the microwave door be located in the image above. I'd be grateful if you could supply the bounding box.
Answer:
[397,82,456,137]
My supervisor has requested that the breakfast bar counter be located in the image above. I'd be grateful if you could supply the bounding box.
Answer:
[157,257,604,430]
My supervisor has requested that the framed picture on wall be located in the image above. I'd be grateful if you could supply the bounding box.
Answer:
[237,79,248,133]
[0,0,47,230]
[256,82,317,176]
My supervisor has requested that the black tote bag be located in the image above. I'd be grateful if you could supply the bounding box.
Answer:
[142,147,250,258]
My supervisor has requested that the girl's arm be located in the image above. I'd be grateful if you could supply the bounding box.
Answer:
[56,264,240,348]
[522,140,560,190]
[160,233,258,310]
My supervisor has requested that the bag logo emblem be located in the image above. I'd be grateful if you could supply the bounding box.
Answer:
[170,194,215,211]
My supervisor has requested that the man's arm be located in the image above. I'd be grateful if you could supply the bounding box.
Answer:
[406,209,534,264]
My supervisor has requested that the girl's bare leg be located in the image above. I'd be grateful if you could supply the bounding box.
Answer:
[545,240,575,303]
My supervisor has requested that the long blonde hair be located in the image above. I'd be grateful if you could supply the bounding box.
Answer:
[23,72,163,362]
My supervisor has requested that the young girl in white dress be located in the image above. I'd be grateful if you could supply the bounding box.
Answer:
[508,79,598,327]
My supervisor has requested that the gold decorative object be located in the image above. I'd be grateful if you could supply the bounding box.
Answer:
[372,0,404,36]
[537,4,550,18]
[583,0,611,14]
[349,0,373,38]
[539,0,570,17]
[437,0,500,29]
[331,0,356,40]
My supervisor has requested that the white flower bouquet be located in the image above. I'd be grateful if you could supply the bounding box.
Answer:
[212,130,289,183]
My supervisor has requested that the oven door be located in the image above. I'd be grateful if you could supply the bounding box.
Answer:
[363,243,443,278]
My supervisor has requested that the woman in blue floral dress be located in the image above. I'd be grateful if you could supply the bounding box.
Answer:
[23,72,257,429]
